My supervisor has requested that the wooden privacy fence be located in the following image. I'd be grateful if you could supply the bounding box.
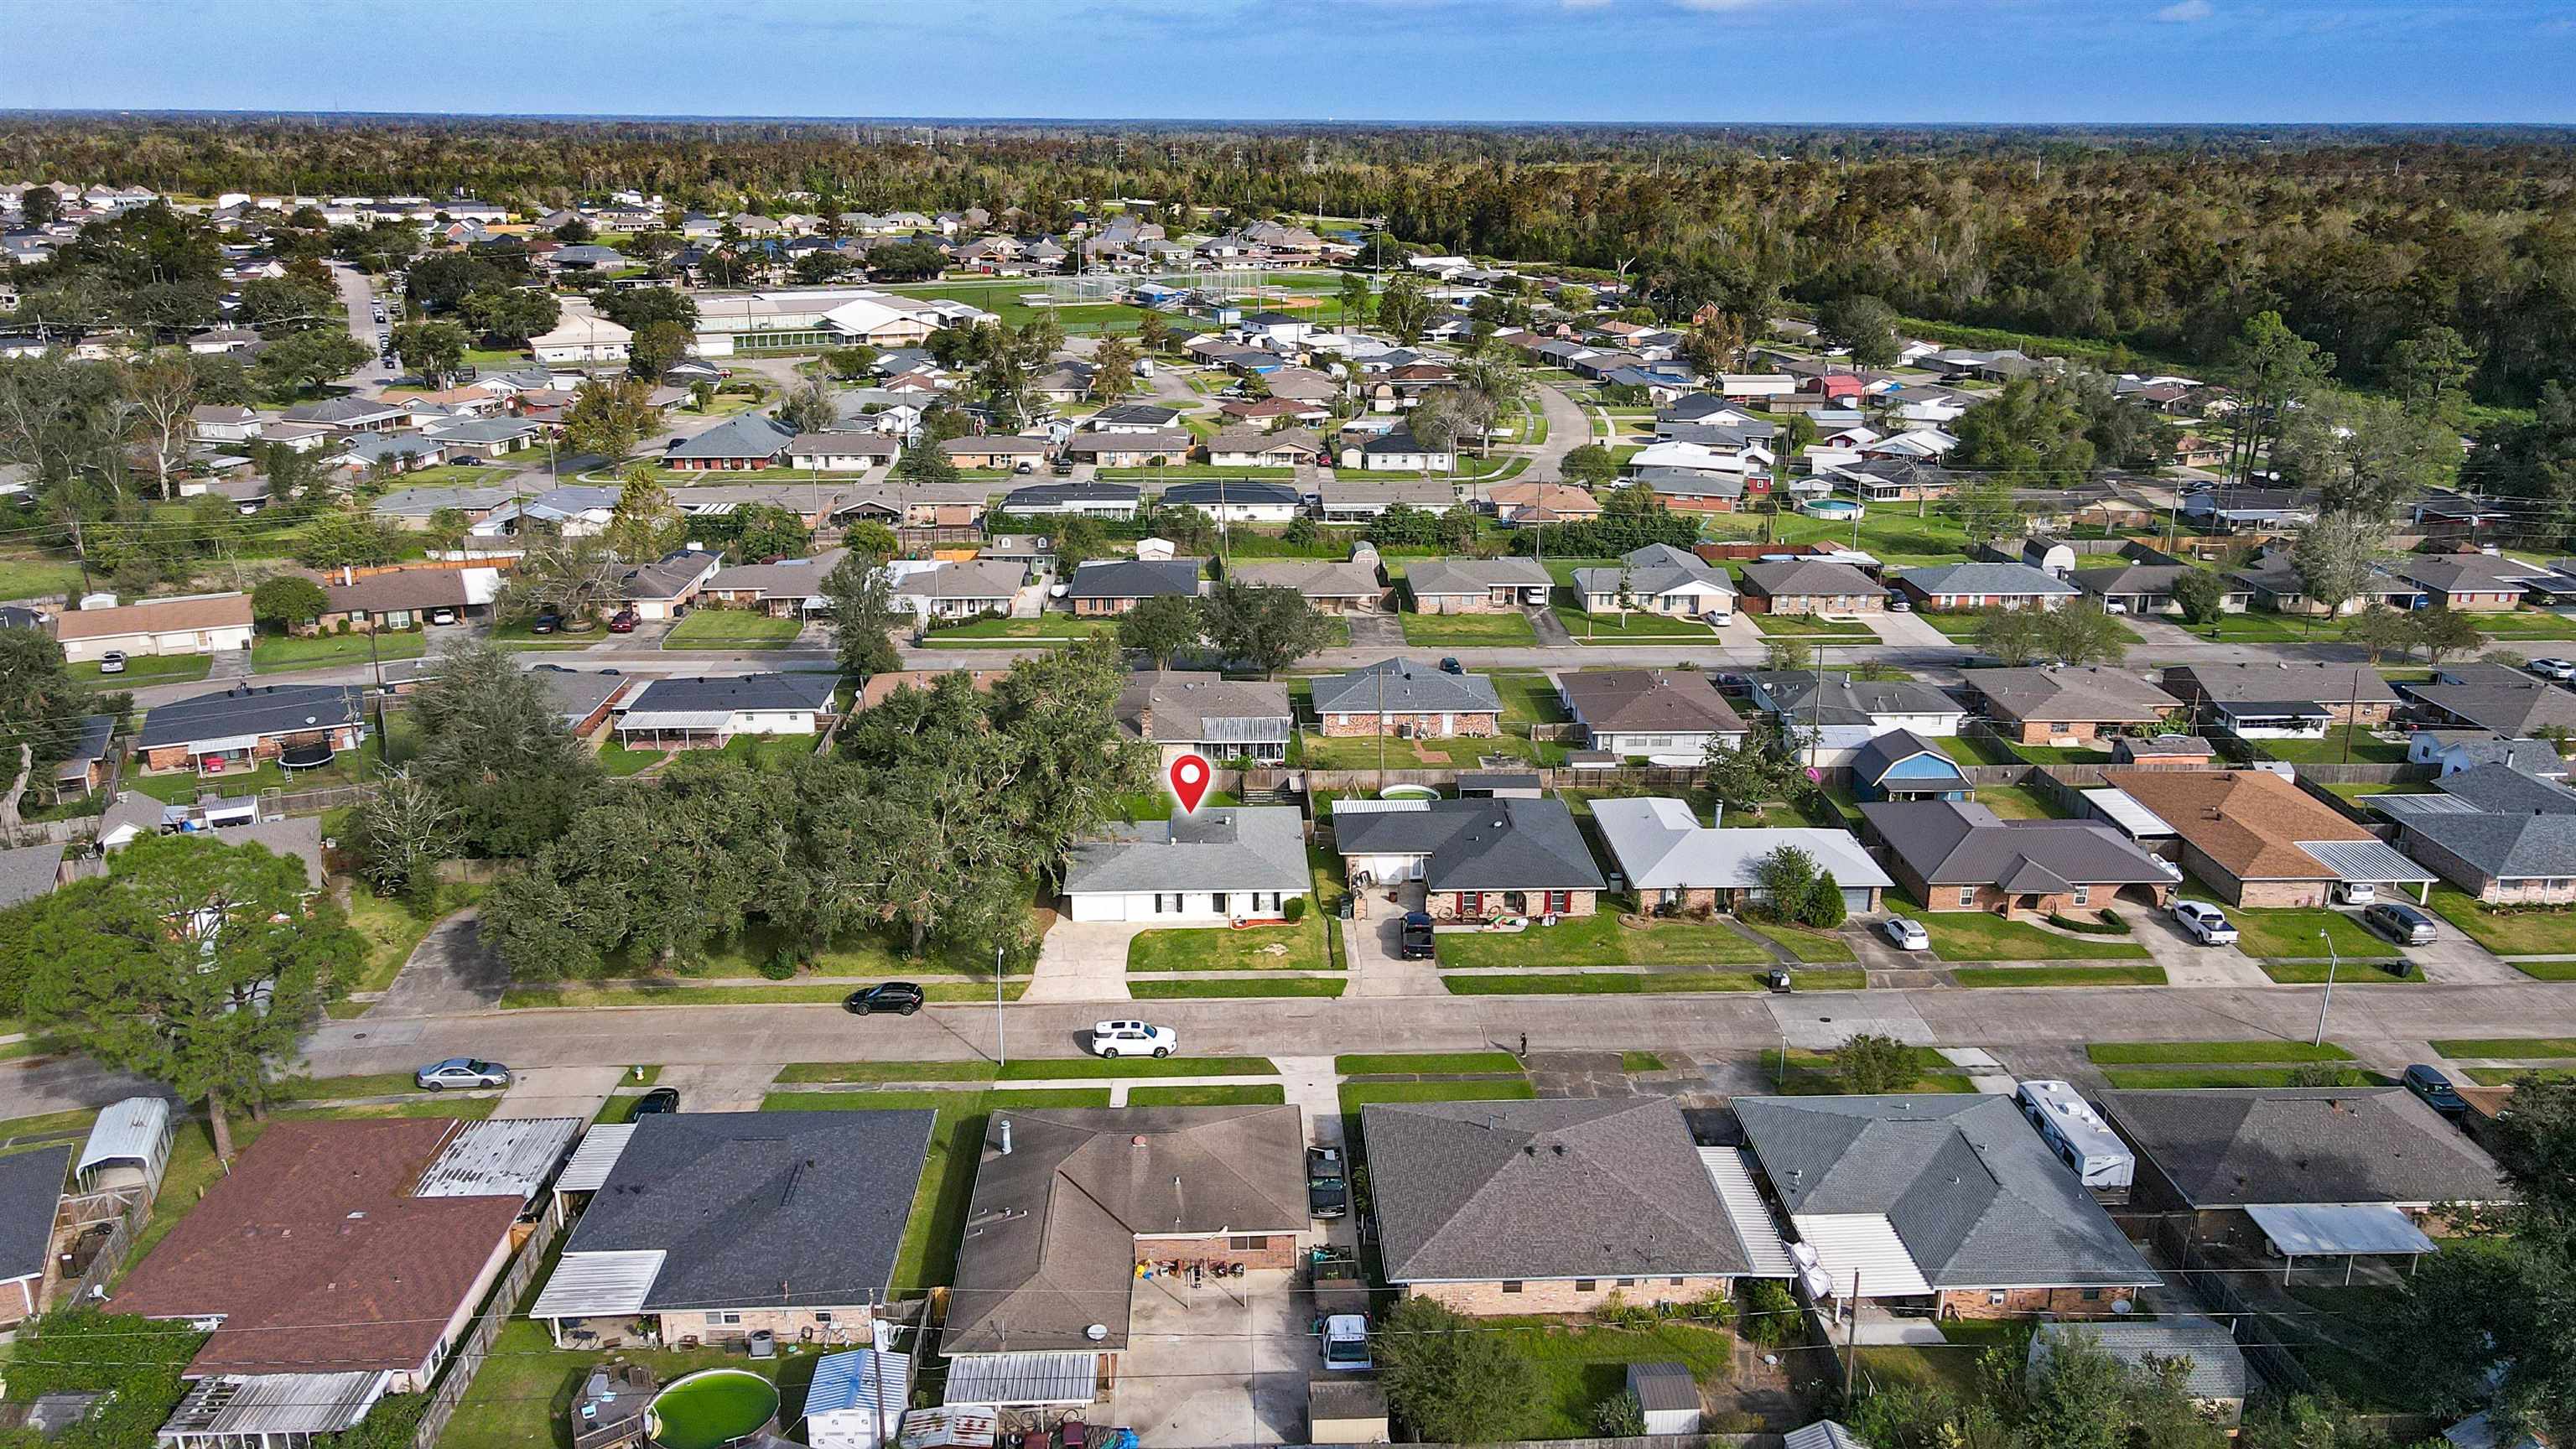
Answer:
[409,1198,565,1449]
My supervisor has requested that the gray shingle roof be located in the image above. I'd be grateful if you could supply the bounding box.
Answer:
[1894,562,2080,598]
[0,1145,67,1282]
[1403,557,1551,598]
[1115,672,1292,746]
[1859,800,2176,891]
[1736,1094,2158,1289]
[1222,558,1382,600]
[1363,1098,1751,1284]
[1062,806,1310,896]
[1965,666,2184,726]
[1063,558,1202,601]
[2098,1088,2505,1208]
[1332,797,1606,893]
[559,1110,934,1310]
[662,413,795,461]
[0,843,65,910]
[1310,658,1502,719]
[1751,672,1958,728]
[1739,559,1884,600]
[1571,543,1736,602]
[2168,662,2401,708]
[1561,670,1748,737]
[138,683,364,751]
[622,672,836,719]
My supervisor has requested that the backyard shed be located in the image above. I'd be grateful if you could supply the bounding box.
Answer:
[802,1341,916,1449]
[1626,1361,1702,1435]
[1306,1379,1389,1445]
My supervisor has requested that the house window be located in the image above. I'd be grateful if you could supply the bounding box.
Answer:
[1987,1291,2008,1306]
[1228,1235,1271,1250]
[706,1311,742,1326]
[1460,891,1483,917]
[1545,891,1571,915]
[1958,886,1977,907]
[1501,1281,1524,1294]
[1669,1277,1686,1286]
[2071,886,2091,907]
[1211,893,1228,915]
[1574,1280,1597,1292]
[1617,1278,1637,1287]
[814,1311,834,1323]
[2080,1289,2102,1302]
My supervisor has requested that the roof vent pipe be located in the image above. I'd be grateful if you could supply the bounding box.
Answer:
[998,1119,1011,1156]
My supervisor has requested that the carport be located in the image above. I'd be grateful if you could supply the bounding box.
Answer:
[2293,839,2436,904]
[2246,1202,2438,1285]
[942,1352,1100,1409]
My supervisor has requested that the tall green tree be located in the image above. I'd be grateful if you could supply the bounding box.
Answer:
[20,834,360,1160]
[1199,579,1331,678]
[822,549,904,677]
[408,639,603,857]
[1117,593,1202,668]
[1816,294,1902,369]
[1376,272,1433,344]
[1375,1297,1539,1445]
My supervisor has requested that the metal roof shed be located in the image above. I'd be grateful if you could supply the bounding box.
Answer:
[2245,1202,2439,1285]
[802,1343,917,1449]
[553,1123,637,1204]
[155,1369,391,1446]
[527,1249,667,1338]
[76,1095,174,1197]
[416,1116,582,1203]
[941,1351,1099,1407]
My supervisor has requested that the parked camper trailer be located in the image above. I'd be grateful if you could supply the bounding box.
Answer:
[2014,1079,2135,1201]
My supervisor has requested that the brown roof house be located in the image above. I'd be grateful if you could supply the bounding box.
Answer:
[51,593,253,665]
[2101,1088,2506,1278]
[1221,555,1387,613]
[116,1117,578,1387]
[1861,799,2179,918]
[941,1105,1310,1407]
[2162,662,2401,739]
[1737,559,1887,616]
[1961,667,2187,748]
[314,566,501,632]
[2108,770,2433,907]
[1116,670,1293,765]
[1559,669,1747,757]
[1363,1097,1773,1314]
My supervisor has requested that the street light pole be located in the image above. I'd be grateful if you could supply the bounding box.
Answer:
[2314,929,2340,1046]
[995,943,1008,1067]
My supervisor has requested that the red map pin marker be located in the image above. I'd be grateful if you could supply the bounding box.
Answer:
[1168,751,1213,815]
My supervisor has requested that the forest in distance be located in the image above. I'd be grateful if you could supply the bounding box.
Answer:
[7,114,2576,408]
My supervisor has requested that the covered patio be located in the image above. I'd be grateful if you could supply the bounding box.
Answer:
[2293,839,2437,905]
[2246,1202,2440,1286]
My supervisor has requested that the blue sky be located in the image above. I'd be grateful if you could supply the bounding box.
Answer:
[9,0,2574,123]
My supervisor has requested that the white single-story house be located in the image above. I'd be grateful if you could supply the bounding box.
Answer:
[1061,806,1311,924]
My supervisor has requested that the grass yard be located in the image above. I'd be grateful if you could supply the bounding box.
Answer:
[1336,1051,1524,1075]
[760,1088,1110,1293]
[1125,1084,1288,1106]
[1297,731,1555,770]
[0,554,86,600]
[1127,916,1333,973]
[993,1056,1276,1079]
[1487,1318,1737,1439]
[2424,886,2576,955]
[2513,961,2576,980]
[127,749,381,803]
[1950,965,2168,987]
[1971,783,2062,820]
[1758,1047,1977,1094]
[2101,1065,2383,1088]
[1751,613,1874,636]
[1913,911,2151,962]
[923,615,1117,645]
[1443,969,1865,995]
[73,652,214,683]
[1339,1078,1538,1114]
[252,630,431,673]
[2257,724,2412,765]
[1127,977,1347,998]
[486,620,595,650]
[2259,958,2421,984]
[437,1317,789,1449]
[2086,1041,2355,1064]
[337,883,486,999]
[664,610,806,648]
[776,1061,1001,1083]
[1550,601,1715,642]
[1622,1052,1668,1072]
[1857,1320,2023,1398]
[503,979,1029,1007]
[2221,906,2402,961]
[2431,1036,2576,1058]
[1436,911,1771,969]
[1399,611,1539,647]
[1926,733,2028,766]
[1488,672,1570,724]
[1743,919,1859,962]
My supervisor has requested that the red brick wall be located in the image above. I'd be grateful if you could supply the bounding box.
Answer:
[1939,1285,2136,1320]
[1318,711,1499,739]
[1430,890,1598,922]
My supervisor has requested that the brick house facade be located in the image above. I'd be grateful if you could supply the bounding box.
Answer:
[1317,709,1498,739]
[668,1303,875,1348]
[1404,1274,1735,1316]
[1422,887,1597,922]
[1939,1285,2137,1321]
[2402,833,2576,904]
[143,724,362,775]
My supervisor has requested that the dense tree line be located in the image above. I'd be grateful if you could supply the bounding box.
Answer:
[8,118,2576,402]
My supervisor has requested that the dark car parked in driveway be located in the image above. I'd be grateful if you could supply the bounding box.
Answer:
[1306,1145,1348,1219]
[2403,1063,2469,1119]
[1397,911,1436,960]
[630,1086,680,1117]
[844,981,926,1015]
[2364,901,2438,947]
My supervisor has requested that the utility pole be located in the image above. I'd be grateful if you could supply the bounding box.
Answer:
[366,627,388,764]
[1840,1268,1862,1398]
[995,943,1008,1067]
[2314,929,2339,1046]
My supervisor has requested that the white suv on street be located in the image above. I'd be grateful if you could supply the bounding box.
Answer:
[1088,1020,1178,1058]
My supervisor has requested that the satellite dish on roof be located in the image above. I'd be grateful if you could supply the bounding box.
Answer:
[1085,1324,1109,1342]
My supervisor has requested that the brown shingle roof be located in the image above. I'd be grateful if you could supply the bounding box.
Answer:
[1559,669,1747,736]
[114,1119,524,1377]
[53,594,252,641]
[323,569,471,615]
[2109,771,2371,882]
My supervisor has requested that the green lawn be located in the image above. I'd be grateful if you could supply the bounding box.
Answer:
[1339,1078,1538,1113]
[664,610,806,648]
[1758,1048,1977,1094]
[127,749,381,803]
[486,620,595,650]
[252,630,430,672]
[1400,611,1539,647]
[1125,1084,1288,1106]
[923,615,1116,645]
[438,1317,778,1449]
[1128,916,1334,972]
[1857,1320,2024,1398]
[2101,1065,2383,1088]
[597,732,819,777]
[2513,961,2576,980]
[75,652,216,683]
[2431,1036,2576,1058]
[1336,1051,1524,1075]
[0,554,86,600]
[1297,730,1557,769]
[2259,958,2421,984]
[1925,734,2027,766]
[338,884,485,999]
[2257,724,2412,765]
[1488,672,1570,724]
[2424,886,2576,955]
[1751,614,1875,636]
[504,979,1029,1007]
[1950,965,2168,986]
[1443,969,1865,995]
[999,1055,1276,1079]
[1486,1319,1737,1439]
[1743,919,1859,962]
[1971,783,2062,820]
[776,1061,1001,1083]
[2222,906,2402,961]
[1622,1052,1668,1072]
[1912,911,2151,962]
[761,1088,1109,1293]
[1436,911,1771,968]
[1127,977,1347,998]
[1550,601,1715,642]
[2086,1040,2355,1064]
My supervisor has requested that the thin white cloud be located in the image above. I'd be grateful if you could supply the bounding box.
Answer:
[2156,0,2215,20]
[1562,0,1613,9]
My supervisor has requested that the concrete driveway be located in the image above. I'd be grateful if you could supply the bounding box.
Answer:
[1345,883,1440,997]
[2130,906,2276,988]
[1026,921,1140,1002]
[373,910,508,1017]
[1862,610,1958,651]
[1109,1269,1311,1448]
[492,1065,626,1120]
